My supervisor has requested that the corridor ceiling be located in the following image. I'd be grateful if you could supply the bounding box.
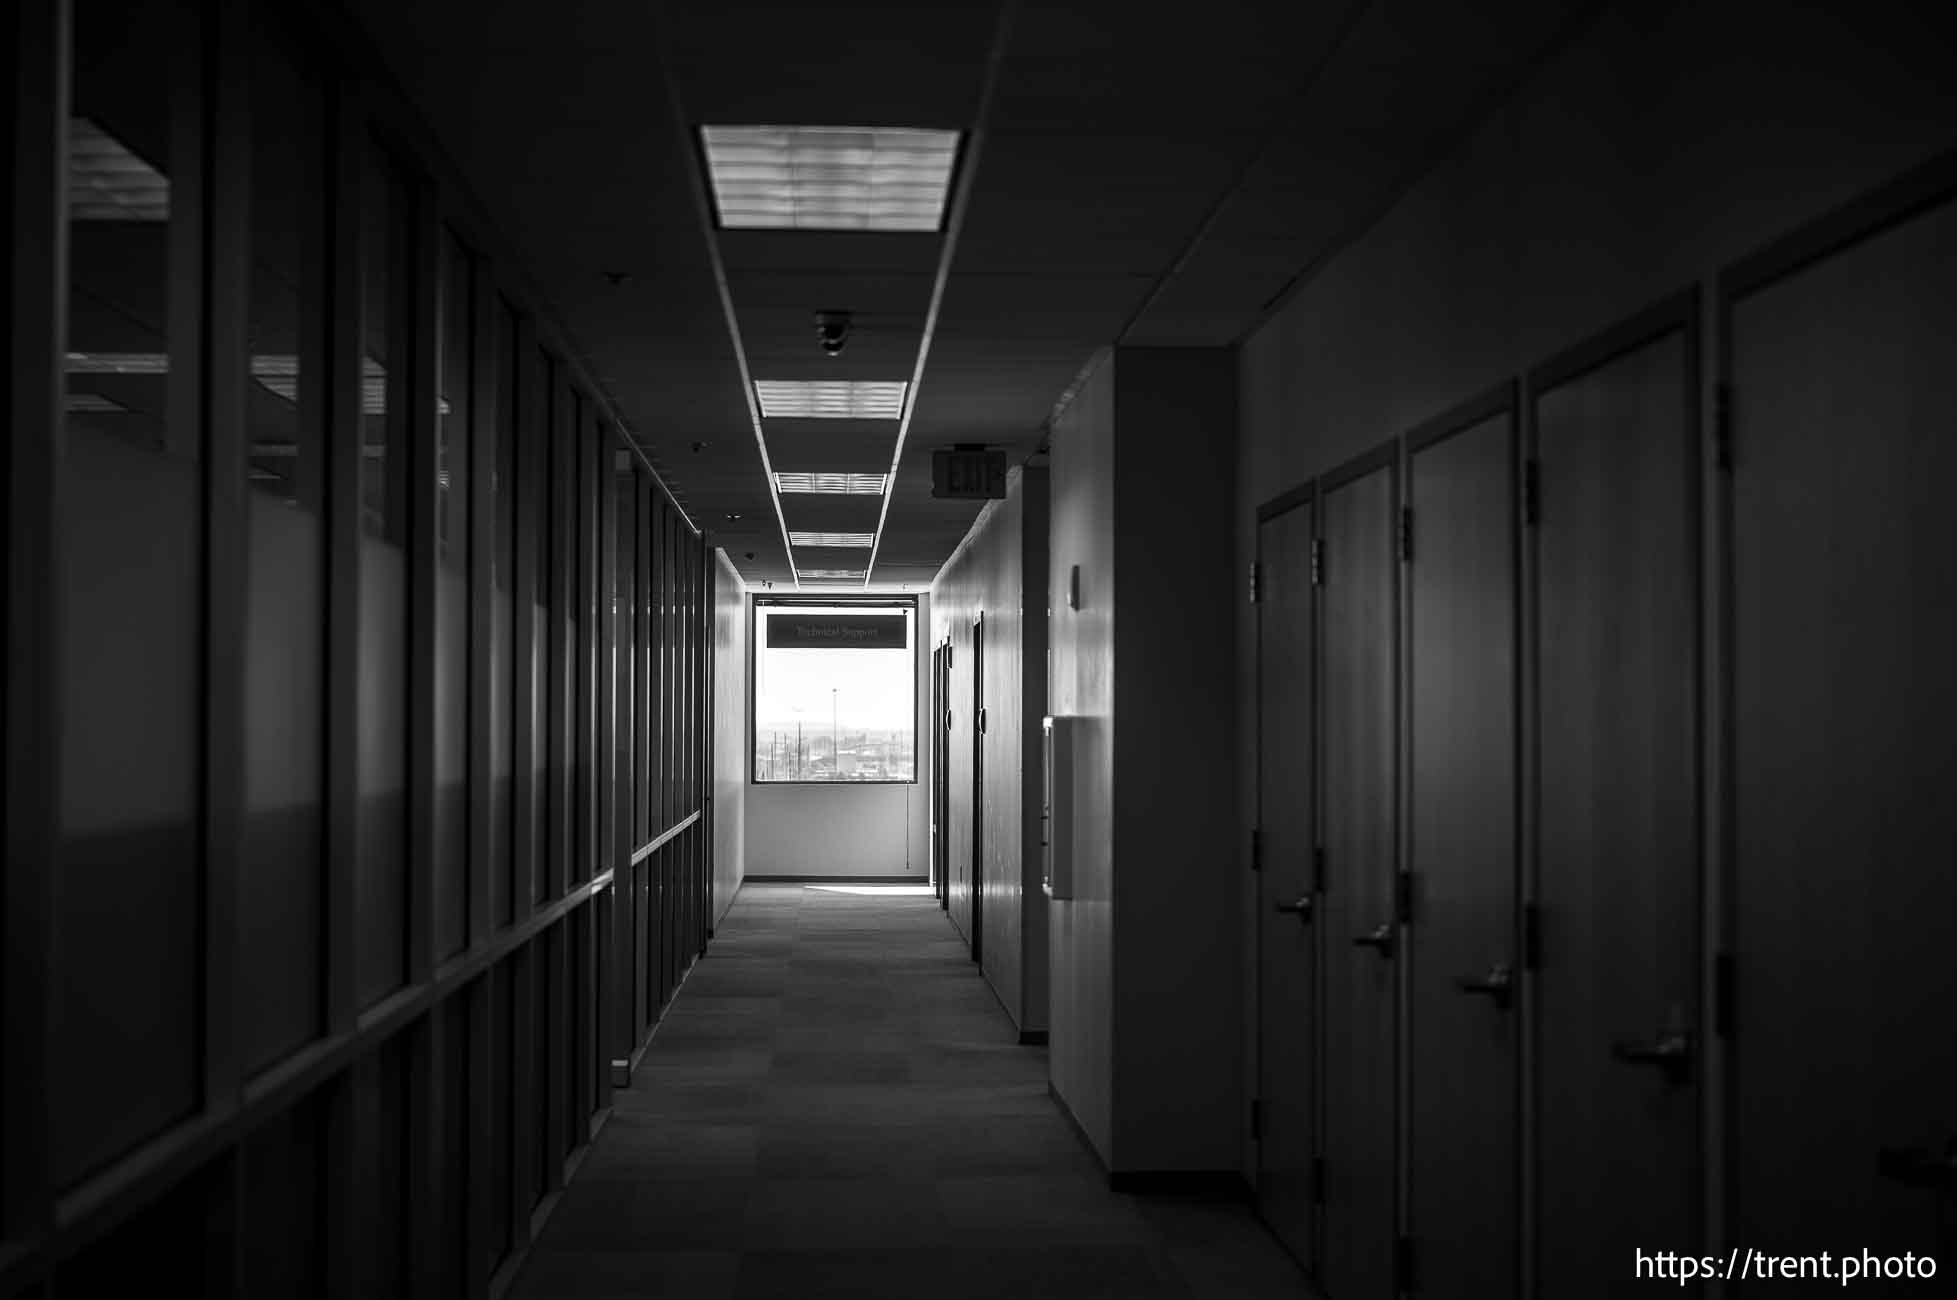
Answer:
[340,0,1585,588]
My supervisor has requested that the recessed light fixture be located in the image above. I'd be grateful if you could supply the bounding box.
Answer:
[700,126,960,232]
[798,568,866,582]
[774,472,887,496]
[755,380,906,420]
[788,531,875,549]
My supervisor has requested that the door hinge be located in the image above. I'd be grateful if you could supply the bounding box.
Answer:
[1311,1155,1326,1204]
[1313,844,1326,894]
[1250,827,1262,873]
[1714,382,1735,472]
[1522,459,1540,527]
[1522,902,1542,971]
[1399,1234,1417,1292]
[1398,507,1414,563]
[1250,1098,1262,1140]
[1396,870,1414,926]
[1248,562,1261,604]
[1714,950,1735,1038]
[1310,538,1325,587]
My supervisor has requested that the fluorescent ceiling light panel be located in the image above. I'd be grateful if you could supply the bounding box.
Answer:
[774,472,887,496]
[69,118,171,222]
[755,380,906,420]
[701,126,960,232]
[797,568,866,582]
[789,531,875,549]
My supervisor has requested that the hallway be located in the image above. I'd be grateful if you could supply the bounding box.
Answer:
[10,2,1957,1294]
[508,884,1309,1299]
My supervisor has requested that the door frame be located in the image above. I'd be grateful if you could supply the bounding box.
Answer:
[1250,482,1321,1274]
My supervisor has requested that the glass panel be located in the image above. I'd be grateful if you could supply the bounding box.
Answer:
[434,229,472,959]
[530,936,551,1207]
[486,964,513,1267]
[613,448,637,854]
[357,138,412,1007]
[753,604,917,782]
[665,507,679,822]
[490,299,518,927]
[241,21,328,1070]
[635,473,653,845]
[57,0,202,1183]
[581,414,600,880]
[526,348,552,904]
[651,495,666,832]
[563,391,584,885]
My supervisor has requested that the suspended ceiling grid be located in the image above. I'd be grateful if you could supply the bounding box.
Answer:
[337,0,1588,588]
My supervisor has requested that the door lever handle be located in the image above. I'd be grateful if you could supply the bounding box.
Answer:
[1272,896,1313,925]
[1453,962,1514,1010]
[1351,922,1394,958]
[1610,1030,1693,1086]
[1877,1141,1957,1197]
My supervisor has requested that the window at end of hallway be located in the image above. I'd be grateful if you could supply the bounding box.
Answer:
[753,601,916,784]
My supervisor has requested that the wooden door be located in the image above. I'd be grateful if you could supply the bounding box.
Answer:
[1256,493,1319,1272]
[1726,176,1957,1278]
[932,643,946,903]
[940,643,952,911]
[940,643,950,903]
[971,612,985,964]
[1406,394,1519,1298]
[1319,449,1399,1300]
[1530,302,1700,1297]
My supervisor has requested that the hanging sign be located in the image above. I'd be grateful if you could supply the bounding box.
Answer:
[931,447,1008,499]
[766,613,908,649]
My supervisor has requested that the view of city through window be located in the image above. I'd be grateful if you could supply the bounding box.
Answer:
[753,602,916,782]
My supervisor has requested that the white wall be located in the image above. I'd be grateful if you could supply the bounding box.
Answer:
[1048,349,1242,1175]
[1232,0,1957,1175]
[931,466,1051,1034]
[1049,359,1118,1161]
[742,593,931,879]
[1110,349,1239,1172]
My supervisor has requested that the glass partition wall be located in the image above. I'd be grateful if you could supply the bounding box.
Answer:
[3,2,717,1292]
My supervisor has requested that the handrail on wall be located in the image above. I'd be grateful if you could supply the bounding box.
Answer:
[628,807,705,867]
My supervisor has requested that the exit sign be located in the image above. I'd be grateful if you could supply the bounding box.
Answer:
[931,447,1007,499]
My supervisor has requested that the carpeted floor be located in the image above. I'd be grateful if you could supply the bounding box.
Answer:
[508,882,1312,1299]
